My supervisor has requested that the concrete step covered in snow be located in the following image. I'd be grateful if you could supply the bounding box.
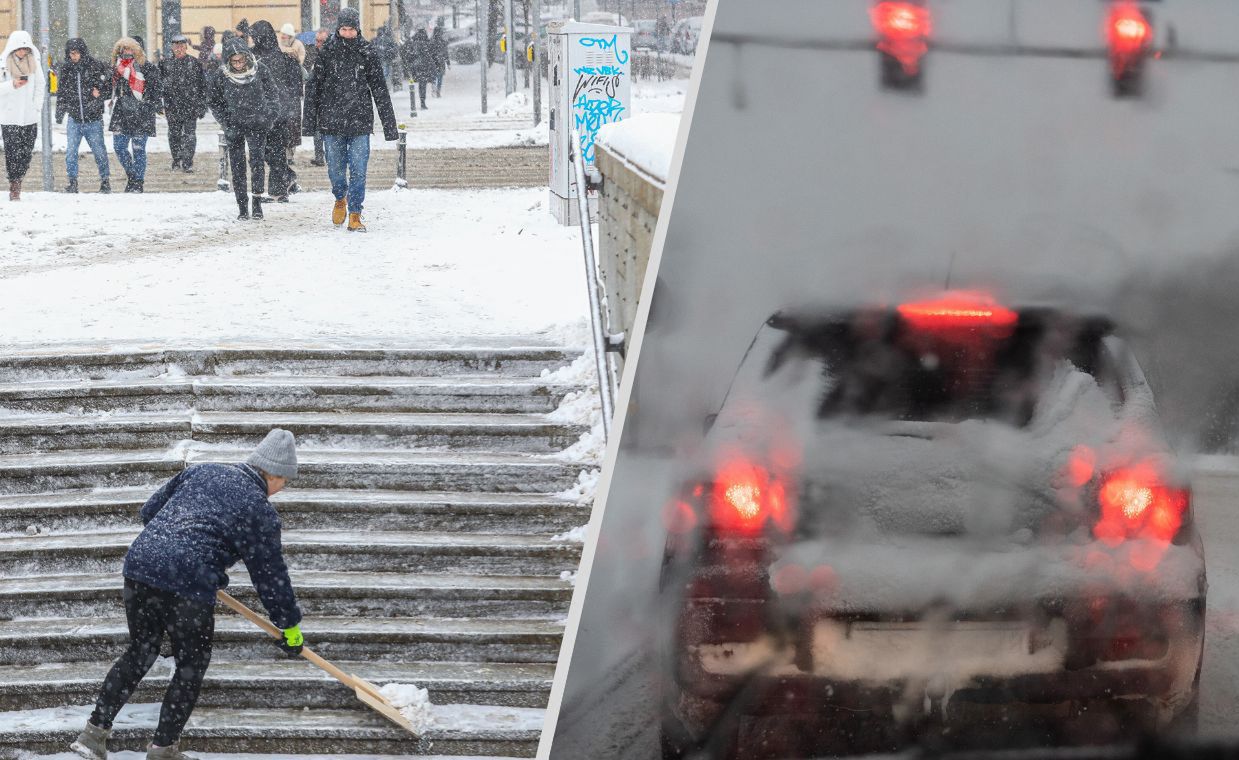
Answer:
[0,374,582,415]
[0,615,565,665]
[0,488,590,535]
[0,570,575,621]
[0,411,587,455]
[0,346,576,384]
[0,448,586,495]
[0,702,543,755]
[0,659,555,711]
[0,529,582,577]
[0,341,593,754]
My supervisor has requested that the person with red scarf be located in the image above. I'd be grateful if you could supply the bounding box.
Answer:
[109,37,160,193]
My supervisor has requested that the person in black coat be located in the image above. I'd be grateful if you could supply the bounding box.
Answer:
[208,37,280,220]
[69,430,304,760]
[249,20,301,201]
[402,28,436,109]
[109,37,161,193]
[431,22,450,98]
[159,34,208,173]
[302,8,398,232]
[54,38,112,193]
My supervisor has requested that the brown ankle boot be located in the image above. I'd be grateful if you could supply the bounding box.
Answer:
[332,198,347,226]
[8,180,19,201]
[347,212,366,233]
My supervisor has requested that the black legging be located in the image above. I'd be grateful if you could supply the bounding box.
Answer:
[1,124,37,182]
[166,114,199,167]
[264,119,291,196]
[227,128,267,205]
[89,578,215,746]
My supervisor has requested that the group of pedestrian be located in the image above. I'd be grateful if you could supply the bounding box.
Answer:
[401,21,450,110]
[2,11,397,231]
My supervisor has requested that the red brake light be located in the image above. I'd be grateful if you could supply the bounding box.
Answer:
[896,292,1018,333]
[709,458,792,534]
[871,2,931,39]
[1095,464,1187,545]
[1107,4,1151,52]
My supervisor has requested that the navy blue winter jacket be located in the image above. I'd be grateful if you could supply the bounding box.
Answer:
[123,463,302,629]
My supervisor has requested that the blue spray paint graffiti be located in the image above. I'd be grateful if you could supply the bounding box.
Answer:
[573,36,629,166]
[578,35,630,65]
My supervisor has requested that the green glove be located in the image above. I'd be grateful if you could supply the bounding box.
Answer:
[277,624,304,656]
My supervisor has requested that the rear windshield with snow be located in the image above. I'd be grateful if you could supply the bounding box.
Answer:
[761,311,1123,427]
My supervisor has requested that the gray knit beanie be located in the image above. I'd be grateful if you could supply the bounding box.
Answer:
[247,428,298,479]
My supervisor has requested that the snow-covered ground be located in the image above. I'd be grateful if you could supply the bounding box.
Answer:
[14,61,691,155]
[0,188,590,350]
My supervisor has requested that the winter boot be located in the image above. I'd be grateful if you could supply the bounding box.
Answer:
[145,742,199,760]
[182,163,194,174]
[8,179,20,201]
[64,178,79,194]
[134,180,145,194]
[237,197,250,220]
[99,178,112,194]
[68,721,110,759]
[332,198,347,226]
[171,159,181,171]
[252,196,264,220]
[124,177,136,193]
[347,212,367,233]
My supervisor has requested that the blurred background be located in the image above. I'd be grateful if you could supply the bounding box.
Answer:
[550,1,1239,757]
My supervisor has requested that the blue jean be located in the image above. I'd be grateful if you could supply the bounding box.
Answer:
[113,134,148,181]
[66,117,109,180]
[323,134,370,214]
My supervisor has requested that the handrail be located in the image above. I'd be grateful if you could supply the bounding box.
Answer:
[570,129,616,440]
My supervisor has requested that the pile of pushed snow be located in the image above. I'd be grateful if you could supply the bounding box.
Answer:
[596,113,681,184]
[378,682,434,733]
[495,91,531,118]
[552,524,589,543]
[557,468,600,505]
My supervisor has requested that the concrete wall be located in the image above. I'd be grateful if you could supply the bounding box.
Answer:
[593,141,663,367]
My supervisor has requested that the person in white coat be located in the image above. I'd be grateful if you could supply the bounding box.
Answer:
[0,30,46,201]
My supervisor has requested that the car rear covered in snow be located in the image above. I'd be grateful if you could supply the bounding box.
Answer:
[658,293,1206,757]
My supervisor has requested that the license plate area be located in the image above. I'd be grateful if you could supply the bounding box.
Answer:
[812,619,1066,681]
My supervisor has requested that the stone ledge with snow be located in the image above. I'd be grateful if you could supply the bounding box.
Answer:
[596,113,682,185]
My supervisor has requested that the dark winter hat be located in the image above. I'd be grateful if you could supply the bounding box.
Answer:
[170,33,189,44]
[249,20,279,54]
[65,37,89,57]
[337,7,361,31]
[247,429,298,479]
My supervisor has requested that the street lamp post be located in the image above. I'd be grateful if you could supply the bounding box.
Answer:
[503,0,515,96]
[38,0,51,191]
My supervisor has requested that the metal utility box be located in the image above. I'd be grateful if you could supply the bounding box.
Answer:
[547,21,633,225]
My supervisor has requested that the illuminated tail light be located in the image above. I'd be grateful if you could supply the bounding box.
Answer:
[1094,464,1188,544]
[709,458,793,534]
[896,292,1018,335]
[871,1,932,75]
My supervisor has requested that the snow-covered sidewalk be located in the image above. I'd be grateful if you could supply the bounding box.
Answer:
[0,188,590,350]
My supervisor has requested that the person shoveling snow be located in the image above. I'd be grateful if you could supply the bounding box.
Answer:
[70,429,305,760]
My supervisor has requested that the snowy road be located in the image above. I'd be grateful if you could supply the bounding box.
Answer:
[0,188,589,350]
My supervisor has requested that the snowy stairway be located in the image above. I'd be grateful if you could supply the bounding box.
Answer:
[0,346,595,757]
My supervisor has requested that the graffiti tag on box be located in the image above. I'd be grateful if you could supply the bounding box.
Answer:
[573,35,629,165]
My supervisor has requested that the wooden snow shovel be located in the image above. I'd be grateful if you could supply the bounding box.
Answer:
[216,591,419,736]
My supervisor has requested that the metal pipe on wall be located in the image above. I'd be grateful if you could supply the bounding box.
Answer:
[503,0,515,95]
[38,0,51,191]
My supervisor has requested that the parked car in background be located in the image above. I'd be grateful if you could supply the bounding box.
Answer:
[672,16,704,54]
[633,19,664,51]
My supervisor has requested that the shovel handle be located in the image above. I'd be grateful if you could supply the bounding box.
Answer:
[216,590,357,688]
